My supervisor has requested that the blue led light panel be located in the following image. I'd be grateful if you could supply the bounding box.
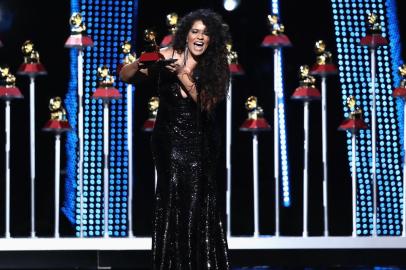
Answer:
[331,0,402,235]
[65,0,136,237]
[269,0,291,207]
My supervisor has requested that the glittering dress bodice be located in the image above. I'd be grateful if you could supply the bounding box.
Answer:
[151,71,229,270]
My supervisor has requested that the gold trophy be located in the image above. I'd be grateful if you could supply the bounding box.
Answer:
[393,64,406,98]
[311,40,337,75]
[22,40,40,64]
[143,96,159,132]
[347,96,363,120]
[43,96,71,132]
[227,41,244,75]
[399,64,406,88]
[121,41,137,65]
[139,29,164,63]
[117,40,137,73]
[92,66,121,100]
[49,97,68,121]
[0,66,16,87]
[360,12,387,47]
[366,12,382,35]
[338,96,367,131]
[240,96,270,131]
[261,14,291,47]
[97,65,115,88]
[70,12,87,36]
[314,40,333,66]
[0,65,23,99]
[17,40,47,75]
[268,14,285,36]
[65,12,94,48]
[291,65,320,101]
[161,13,179,47]
[299,65,316,88]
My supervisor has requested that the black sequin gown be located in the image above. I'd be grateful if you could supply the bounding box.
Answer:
[151,70,229,270]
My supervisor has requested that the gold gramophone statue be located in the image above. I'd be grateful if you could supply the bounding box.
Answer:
[360,12,387,47]
[70,12,87,36]
[143,96,159,132]
[139,29,164,63]
[393,64,406,98]
[261,14,291,47]
[65,12,94,48]
[117,40,137,73]
[399,64,406,88]
[43,97,71,132]
[160,12,179,47]
[22,40,40,64]
[311,40,337,75]
[17,40,47,75]
[92,66,121,100]
[122,41,137,65]
[291,65,320,101]
[0,65,23,99]
[227,41,244,75]
[366,12,382,35]
[240,96,271,131]
[338,96,367,132]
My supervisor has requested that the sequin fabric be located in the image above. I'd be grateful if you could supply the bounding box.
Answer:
[151,70,229,270]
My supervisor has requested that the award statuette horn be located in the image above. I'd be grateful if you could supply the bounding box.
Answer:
[160,13,179,47]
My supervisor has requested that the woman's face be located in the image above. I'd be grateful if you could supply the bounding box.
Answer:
[186,20,210,57]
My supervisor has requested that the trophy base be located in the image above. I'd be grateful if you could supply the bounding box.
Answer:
[359,34,388,48]
[229,63,245,75]
[139,52,165,63]
[310,64,338,76]
[338,119,368,132]
[261,34,292,48]
[393,87,406,98]
[240,118,271,132]
[0,87,24,100]
[43,120,71,133]
[17,63,47,76]
[142,119,156,132]
[92,87,122,101]
[65,35,94,48]
[291,87,321,101]
[160,35,174,48]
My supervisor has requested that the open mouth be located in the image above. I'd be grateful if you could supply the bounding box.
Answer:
[193,41,205,50]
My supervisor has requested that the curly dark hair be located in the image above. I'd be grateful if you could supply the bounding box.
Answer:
[172,9,230,111]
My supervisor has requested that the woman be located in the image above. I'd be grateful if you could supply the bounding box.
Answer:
[120,9,230,269]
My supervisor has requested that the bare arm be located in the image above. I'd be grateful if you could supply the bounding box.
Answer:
[119,59,148,83]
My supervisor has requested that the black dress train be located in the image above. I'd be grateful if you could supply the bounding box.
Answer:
[151,69,229,270]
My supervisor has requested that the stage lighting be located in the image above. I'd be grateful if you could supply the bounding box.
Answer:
[223,0,240,11]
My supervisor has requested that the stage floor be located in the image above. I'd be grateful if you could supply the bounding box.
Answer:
[1,237,406,269]
[1,236,406,251]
